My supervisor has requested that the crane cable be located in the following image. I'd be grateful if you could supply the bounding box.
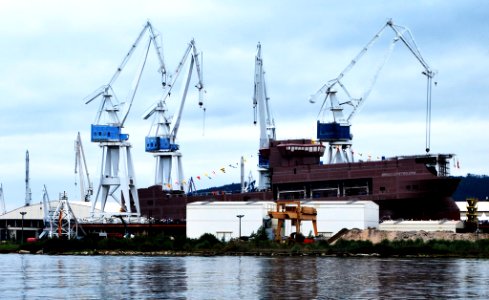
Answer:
[202,107,206,136]
[425,76,432,153]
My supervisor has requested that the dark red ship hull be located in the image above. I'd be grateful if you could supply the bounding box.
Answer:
[268,139,461,220]
[138,139,460,222]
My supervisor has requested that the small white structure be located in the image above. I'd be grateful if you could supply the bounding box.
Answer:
[455,201,489,221]
[379,220,463,232]
[186,200,379,240]
[187,201,275,241]
[299,201,379,238]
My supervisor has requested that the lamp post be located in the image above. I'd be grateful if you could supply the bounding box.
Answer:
[20,211,26,243]
[236,214,244,239]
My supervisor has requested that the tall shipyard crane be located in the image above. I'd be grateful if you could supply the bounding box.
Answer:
[143,39,205,191]
[309,19,435,164]
[253,42,275,190]
[85,21,167,218]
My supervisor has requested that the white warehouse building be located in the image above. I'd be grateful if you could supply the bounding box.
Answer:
[187,201,275,241]
[300,201,379,238]
[186,200,379,241]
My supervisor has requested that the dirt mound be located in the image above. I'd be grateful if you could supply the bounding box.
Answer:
[336,228,489,244]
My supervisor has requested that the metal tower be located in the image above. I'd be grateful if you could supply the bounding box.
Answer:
[48,192,85,239]
[25,150,31,206]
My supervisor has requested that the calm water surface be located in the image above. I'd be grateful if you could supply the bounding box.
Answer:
[1,254,489,299]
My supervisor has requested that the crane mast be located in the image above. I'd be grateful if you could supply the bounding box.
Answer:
[144,39,205,191]
[85,21,165,218]
[310,19,435,164]
[253,43,275,190]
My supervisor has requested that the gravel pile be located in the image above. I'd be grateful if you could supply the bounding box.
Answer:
[337,228,489,244]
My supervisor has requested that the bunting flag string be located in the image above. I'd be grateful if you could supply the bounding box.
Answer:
[162,153,256,189]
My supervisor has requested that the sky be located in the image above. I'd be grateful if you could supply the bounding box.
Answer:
[0,0,488,212]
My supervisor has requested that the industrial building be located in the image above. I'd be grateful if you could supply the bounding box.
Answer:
[186,200,379,241]
[0,200,95,241]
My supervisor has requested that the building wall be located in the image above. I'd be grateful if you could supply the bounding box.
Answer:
[300,201,379,238]
[186,201,275,241]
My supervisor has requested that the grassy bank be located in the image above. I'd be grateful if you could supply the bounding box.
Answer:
[4,233,489,257]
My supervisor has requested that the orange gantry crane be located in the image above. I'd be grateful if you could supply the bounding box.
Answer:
[268,200,318,241]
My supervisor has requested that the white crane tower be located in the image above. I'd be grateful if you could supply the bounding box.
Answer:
[85,21,167,218]
[253,42,275,190]
[309,19,435,164]
[143,39,205,192]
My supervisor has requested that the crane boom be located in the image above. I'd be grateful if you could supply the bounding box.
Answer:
[74,132,93,202]
[171,39,205,140]
[107,21,168,89]
[309,22,390,105]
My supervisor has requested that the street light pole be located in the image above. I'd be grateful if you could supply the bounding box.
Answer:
[20,211,26,243]
[236,214,244,239]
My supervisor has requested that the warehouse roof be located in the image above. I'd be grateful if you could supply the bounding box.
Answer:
[0,201,101,220]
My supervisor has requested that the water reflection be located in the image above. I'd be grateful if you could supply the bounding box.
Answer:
[1,255,489,299]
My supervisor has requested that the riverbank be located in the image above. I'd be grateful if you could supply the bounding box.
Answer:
[3,229,489,257]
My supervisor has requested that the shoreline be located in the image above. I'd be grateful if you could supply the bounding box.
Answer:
[4,229,489,258]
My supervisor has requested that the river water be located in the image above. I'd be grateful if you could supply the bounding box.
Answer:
[1,254,489,299]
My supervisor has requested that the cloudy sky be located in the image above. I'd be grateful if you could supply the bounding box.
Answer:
[1,0,488,211]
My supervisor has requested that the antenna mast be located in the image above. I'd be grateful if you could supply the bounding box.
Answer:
[0,184,6,215]
[25,150,32,206]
